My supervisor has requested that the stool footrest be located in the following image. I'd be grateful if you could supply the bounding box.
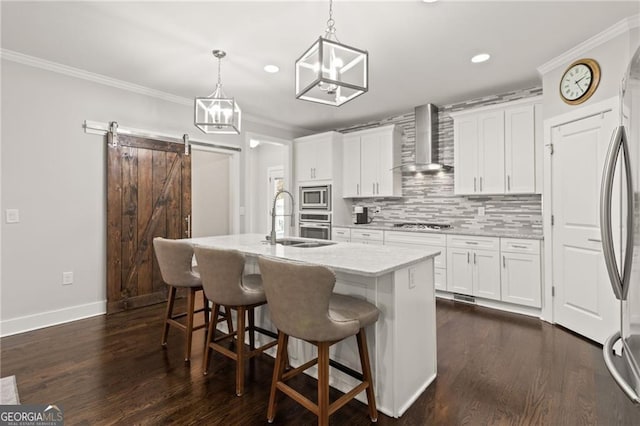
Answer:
[329,359,364,382]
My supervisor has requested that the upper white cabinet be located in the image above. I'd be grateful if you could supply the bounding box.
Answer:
[342,124,402,198]
[452,96,542,195]
[294,131,342,182]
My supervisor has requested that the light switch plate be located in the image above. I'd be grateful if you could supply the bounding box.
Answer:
[6,209,19,223]
[62,272,74,285]
[478,207,485,216]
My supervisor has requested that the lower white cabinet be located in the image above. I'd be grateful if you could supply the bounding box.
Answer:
[333,228,542,309]
[446,247,501,300]
[351,228,384,245]
[384,231,446,291]
[447,248,473,294]
[446,235,501,301]
[500,238,541,307]
[332,227,351,242]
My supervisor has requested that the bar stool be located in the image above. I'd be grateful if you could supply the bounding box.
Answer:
[258,256,379,425]
[153,237,232,362]
[193,246,278,396]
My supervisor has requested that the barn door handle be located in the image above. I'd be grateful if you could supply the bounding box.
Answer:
[185,215,192,238]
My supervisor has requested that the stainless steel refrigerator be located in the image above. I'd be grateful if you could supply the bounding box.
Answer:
[602,45,640,404]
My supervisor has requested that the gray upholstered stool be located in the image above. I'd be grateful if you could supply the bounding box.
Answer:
[194,246,278,396]
[258,256,379,425]
[153,237,232,362]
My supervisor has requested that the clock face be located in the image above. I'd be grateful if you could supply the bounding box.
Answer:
[559,58,601,105]
[561,64,592,100]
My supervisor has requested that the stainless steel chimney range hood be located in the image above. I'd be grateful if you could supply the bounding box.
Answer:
[403,103,452,172]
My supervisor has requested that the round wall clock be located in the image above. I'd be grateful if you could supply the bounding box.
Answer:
[559,58,601,105]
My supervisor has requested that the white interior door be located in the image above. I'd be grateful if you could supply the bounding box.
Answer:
[191,149,230,237]
[551,110,619,344]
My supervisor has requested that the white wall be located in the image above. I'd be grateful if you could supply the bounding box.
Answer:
[0,58,301,336]
[192,149,230,237]
[541,26,640,119]
[247,143,288,235]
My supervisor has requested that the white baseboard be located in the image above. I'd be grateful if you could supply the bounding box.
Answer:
[0,300,106,337]
[435,291,542,318]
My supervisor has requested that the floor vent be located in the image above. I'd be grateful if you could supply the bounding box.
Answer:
[453,293,476,304]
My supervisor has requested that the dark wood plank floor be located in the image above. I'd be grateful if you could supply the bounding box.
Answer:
[1,299,639,425]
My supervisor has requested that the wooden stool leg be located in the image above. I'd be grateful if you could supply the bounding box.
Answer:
[235,307,246,396]
[248,308,256,351]
[161,286,177,347]
[184,288,196,362]
[224,306,234,334]
[203,303,220,376]
[202,290,210,330]
[317,342,330,426]
[356,329,378,422]
[267,331,288,423]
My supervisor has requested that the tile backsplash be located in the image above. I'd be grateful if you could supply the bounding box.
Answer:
[339,87,543,236]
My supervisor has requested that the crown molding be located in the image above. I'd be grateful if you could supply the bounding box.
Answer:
[537,14,640,75]
[0,48,305,134]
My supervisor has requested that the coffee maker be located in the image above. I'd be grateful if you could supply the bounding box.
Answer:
[354,206,369,224]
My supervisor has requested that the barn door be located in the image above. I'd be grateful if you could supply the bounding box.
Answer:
[107,134,191,314]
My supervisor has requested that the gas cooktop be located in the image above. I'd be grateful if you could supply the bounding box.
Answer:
[392,223,452,230]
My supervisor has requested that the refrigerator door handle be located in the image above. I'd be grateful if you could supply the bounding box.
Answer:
[600,126,625,300]
[619,126,635,300]
[603,331,640,403]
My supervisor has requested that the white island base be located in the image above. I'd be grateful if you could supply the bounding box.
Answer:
[188,234,438,418]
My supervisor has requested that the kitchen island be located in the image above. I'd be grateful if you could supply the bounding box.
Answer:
[186,233,439,418]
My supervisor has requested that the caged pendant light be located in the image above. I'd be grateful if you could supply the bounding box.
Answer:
[295,0,368,106]
[194,50,242,134]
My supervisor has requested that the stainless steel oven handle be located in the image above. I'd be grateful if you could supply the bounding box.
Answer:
[603,331,640,403]
[300,224,330,229]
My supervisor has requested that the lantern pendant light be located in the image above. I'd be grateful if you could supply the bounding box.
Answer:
[194,50,242,134]
[295,0,368,106]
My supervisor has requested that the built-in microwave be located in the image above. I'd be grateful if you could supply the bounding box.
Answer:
[299,185,331,210]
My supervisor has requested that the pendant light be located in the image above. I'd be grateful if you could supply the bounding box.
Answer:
[295,0,368,106]
[194,50,242,134]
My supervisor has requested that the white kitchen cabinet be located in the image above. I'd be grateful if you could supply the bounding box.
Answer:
[350,228,384,245]
[384,231,447,291]
[501,238,541,307]
[453,110,504,195]
[452,96,542,195]
[342,135,361,196]
[342,124,402,198]
[505,104,535,194]
[473,250,501,300]
[294,131,341,182]
[446,235,501,300]
[447,248,473,294]
[332,227,351,242]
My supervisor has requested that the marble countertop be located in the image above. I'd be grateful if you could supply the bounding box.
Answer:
[333,223,544,240]
[186,233,439,277]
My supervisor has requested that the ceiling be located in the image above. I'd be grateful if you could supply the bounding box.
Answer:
[2,1,638,132]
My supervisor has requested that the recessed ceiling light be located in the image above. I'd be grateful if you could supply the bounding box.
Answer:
[422,0,439,3]
[264,65,279,73]
[471,53,491,63]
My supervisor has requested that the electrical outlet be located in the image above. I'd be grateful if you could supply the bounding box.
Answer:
[478,207,485,216]
[62,271,74,286]
[372,206,381,214]
[5,209,19,223]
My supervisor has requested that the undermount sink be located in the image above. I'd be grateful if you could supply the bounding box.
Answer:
[270,238,337,248]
